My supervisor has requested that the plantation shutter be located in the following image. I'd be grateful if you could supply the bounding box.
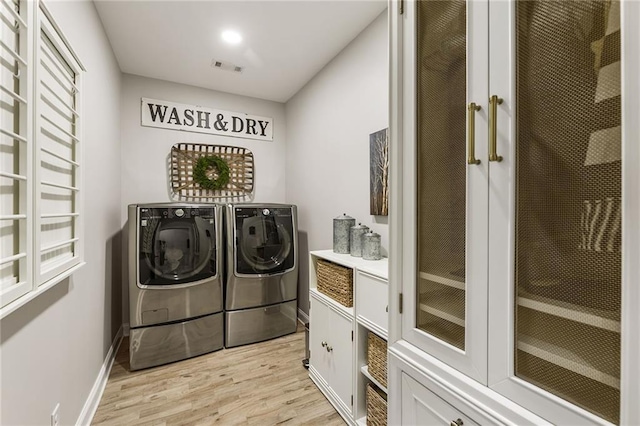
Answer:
[0,0,32,307]
[35,6,81,285]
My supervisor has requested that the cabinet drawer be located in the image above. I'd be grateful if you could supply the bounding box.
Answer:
[401,372,480,426]
[356,271,388,334]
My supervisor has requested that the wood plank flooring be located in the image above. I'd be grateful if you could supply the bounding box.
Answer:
[92,325,345,425]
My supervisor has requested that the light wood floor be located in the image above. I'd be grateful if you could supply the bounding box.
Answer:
[92,324,345,425]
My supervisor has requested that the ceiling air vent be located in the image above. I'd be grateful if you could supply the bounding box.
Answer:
[211,59,243,74]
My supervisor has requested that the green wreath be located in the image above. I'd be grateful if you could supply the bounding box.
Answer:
[193,155,230,190]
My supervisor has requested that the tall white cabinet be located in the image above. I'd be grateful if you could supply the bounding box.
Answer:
[388,0,640,425]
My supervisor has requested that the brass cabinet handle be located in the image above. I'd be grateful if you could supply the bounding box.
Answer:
[467,103,481,165]
[450,419,464,426]
[489,95,503,162]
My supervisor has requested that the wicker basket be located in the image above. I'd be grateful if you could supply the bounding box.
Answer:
[366,383,388,426]
[316,259,353,307]
[368,332,388,388]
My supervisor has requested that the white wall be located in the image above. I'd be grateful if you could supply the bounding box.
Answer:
[0,1,122,425]
[119,74,287,324]
[120,74,287,208]
[285,10,388,316]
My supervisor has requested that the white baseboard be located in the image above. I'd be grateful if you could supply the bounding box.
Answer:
[297,308,309,324]
[76,325,123,426]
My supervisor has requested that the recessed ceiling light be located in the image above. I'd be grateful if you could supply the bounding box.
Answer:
[221,30,242,45]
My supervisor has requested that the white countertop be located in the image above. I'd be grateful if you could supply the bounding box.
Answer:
[310,249,388,280]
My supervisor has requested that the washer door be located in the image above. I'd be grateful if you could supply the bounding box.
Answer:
[234,207,295,275]
[139,208,216,285]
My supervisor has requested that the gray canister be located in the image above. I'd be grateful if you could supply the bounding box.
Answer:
[333,213,356,253]
[362,231,382,260]
[349,223,369,257]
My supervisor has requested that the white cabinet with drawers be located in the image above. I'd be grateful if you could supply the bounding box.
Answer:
[308,250,389,426]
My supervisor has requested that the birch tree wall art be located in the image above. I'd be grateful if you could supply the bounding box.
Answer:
[370,128,389,216]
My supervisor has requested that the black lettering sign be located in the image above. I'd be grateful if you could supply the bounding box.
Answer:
[142,99,272,140]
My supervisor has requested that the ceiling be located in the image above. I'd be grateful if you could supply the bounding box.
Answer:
[94,0,387,103]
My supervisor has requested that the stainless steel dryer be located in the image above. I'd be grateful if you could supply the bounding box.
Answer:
[225,203,298,347]
[128,204,223,370]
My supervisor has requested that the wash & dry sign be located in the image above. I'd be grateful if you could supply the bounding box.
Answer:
[141,98,273,141]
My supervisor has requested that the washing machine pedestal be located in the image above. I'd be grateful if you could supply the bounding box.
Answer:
[129,311,224,370]
[225,300,297,348]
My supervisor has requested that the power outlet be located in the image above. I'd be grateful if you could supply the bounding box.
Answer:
[51,403,60,426]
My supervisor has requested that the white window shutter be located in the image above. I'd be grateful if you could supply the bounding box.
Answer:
[35,5,82,285]
[0,0,32,307]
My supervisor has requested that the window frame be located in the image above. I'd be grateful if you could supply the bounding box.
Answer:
[0,0,85,318]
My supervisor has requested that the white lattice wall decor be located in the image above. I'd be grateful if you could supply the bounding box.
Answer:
[170,143,254,201]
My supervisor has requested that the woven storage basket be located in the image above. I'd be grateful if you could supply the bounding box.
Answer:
[368,332,388,388]
[316,259,353,307]
[366,383,387,426]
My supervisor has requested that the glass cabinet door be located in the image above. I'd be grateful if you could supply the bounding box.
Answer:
[514,1,621,423]
[416,0,467,351]
[402,0,489,383]
[489,1,622,423]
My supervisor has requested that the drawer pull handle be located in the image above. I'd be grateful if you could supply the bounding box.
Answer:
[450,419,464,426]
[386,305,388,312]
[321,341,327,347]
[326,345,333,352]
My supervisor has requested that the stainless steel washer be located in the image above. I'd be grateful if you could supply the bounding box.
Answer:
[128,204,224,370]
[225,204,298,347]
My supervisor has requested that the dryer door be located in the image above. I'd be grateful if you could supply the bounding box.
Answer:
[234,207,295,275]
[139,207,217,286]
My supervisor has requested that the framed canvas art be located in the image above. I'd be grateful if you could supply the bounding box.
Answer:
[370,128,389,216]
